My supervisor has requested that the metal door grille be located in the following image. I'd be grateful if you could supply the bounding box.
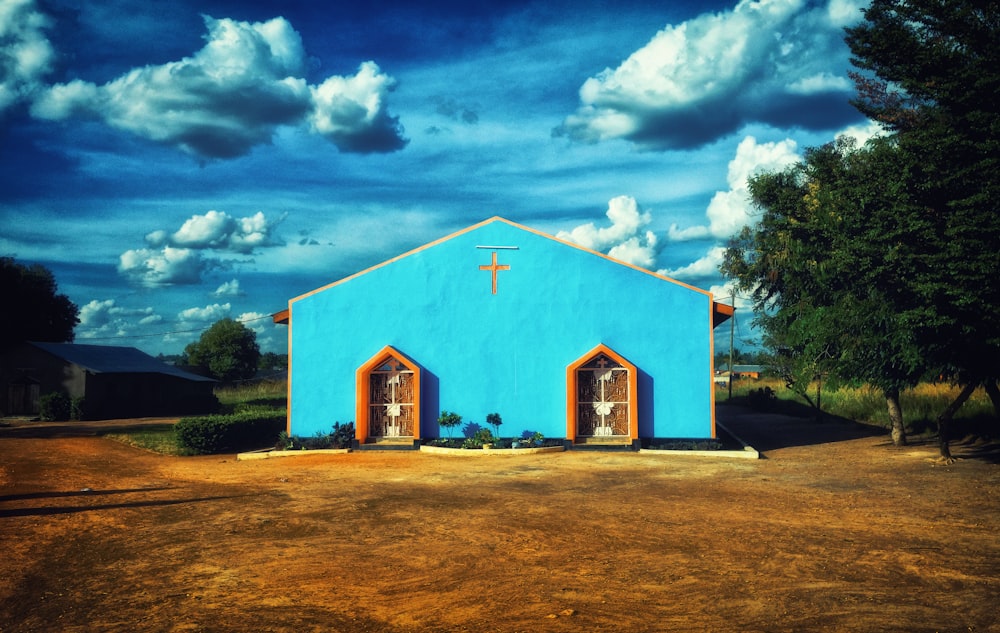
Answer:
[368,360,415,438]
[576,354,629,437]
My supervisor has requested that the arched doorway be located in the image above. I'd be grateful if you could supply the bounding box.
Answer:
[356,346,421,444]
[566,344,638,445]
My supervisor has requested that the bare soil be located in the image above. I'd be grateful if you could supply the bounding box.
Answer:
[1,408,998,632]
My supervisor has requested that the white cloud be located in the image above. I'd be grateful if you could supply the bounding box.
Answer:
[608,233,659,269]
[76,298,159,338]
[837,120,886,146]
[0,0,55,113]
[558,195,648,250]
[827,0,865,27]
[178,303,231,322]
[120,210,283,285]
[213,279,243,297]
[310,61,407,152]
[556,196,660,268]
[557,196,661,268]
[161,210,284,253]
[79,299,117,328]
[660,246,726,280]
[237,311,269,334]
[30,15,406,158]
[670,136,800,241]
[118,246,206,287]
[556,0,862,149]
[787,72,852,95]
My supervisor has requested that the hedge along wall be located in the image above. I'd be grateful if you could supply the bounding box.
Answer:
[175,408,285,454]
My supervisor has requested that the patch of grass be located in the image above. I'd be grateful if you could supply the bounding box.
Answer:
[101,424,193,456]
[722,378,996,436]
[215,380,288,413]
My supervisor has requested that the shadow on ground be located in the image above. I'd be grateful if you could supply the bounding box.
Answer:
[718,402,1000,463]
[718,402,887,454]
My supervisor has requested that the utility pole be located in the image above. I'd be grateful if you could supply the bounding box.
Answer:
[728,292,735,400]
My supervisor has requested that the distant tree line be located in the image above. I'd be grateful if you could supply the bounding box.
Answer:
[722,0,999,458]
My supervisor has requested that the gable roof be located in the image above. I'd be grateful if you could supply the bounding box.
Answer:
[28,342,215,382]
[273,216,733,325]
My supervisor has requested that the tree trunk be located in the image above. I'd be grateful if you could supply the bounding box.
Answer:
[885,388,907,446]
[984,380,1000,418]
[936,381,978,461]
[816,376,823,422]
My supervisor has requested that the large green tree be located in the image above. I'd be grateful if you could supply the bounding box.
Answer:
[0,256,79,351]
[184,318,261,382]
[724,137,928,445]
[846,0,1000,456]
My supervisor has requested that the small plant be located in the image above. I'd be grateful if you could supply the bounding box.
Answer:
[275,430,292,450]
[528,431,544,446]
[437,410,462,439]
[462,428,494,449]
[275,422,355,451]
[330,421,355,448]
[486,412,503,437]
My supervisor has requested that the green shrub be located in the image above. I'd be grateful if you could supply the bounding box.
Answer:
[70,397,86,421]
[39,392,71,421]
[175,407,286,454]
[462,428,493,449]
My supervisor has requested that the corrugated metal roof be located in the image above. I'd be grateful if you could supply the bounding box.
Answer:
[29,342,215,382]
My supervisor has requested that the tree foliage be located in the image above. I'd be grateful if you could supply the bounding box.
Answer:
[184,318,260,382]
[846,0,1000,455]
[0,256,79,351]
[725,1,999,455]
[723,138,927,443]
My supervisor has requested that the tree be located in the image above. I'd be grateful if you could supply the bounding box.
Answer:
[723,137,928,444]
[437,411,462,439]
[0,256,79,351]
[846,0,1000,457]
[184,318,260,382]
[258,352,287,372]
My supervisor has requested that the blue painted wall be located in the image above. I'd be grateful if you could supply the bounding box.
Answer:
[287,218,718,440]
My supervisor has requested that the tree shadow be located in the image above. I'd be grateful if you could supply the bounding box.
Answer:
[717,402,886,454]
[0,493,248,518]
[0,421,176,439]
[0,487,172,503]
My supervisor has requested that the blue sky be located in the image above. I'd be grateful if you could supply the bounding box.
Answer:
[1,0,879,356]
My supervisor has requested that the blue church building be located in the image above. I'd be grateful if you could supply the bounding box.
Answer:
[274,217,732,448]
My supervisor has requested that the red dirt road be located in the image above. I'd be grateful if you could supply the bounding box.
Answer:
[1,409,998,632]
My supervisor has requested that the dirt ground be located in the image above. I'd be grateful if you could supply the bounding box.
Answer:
[1,408,998,633]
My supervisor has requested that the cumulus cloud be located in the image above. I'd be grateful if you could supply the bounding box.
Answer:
[310,61,407,152]
[213,279,243,297]
[557,196,661,268]
[159,210,284,253]
[0,0,55,114]
[669,136,800,241]
[837,119,886,147]
[30,15,406,158]
[178,303,231,322]
[118,246,206,287]
[660,246,727,280]
[236,311,269,333]
[556,0,862,150]
[121,210,283,286]
[77,298,159,338]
